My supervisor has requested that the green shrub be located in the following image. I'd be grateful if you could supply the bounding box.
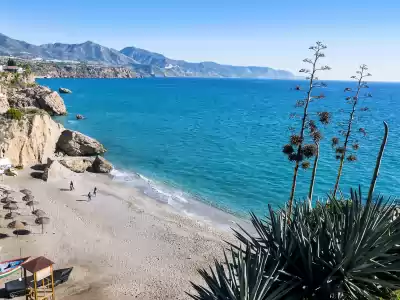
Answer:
[7,58,16,67]
[10,73,20,85]
[25,82,37,87]
[6,108,23,120]
[23,108,47,115]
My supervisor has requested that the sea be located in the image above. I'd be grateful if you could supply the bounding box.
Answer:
[38,78,400,218]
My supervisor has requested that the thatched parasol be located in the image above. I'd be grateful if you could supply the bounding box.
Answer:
[3,202,18,213]
[7,220,25,230]
[13,229,31,236]
[26,200,39,211]
[20,189,32,196]
[1,196,15,204]
[5,212,20,219]
[22,194,34,202]
[0,233,9,239]
[32,209,46,217]
[8,220,30,260]
[35,217,50,234]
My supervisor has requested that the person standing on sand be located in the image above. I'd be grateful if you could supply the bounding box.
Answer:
[93,187,97,197]
[87,192,92,202]
[70,181,74,191]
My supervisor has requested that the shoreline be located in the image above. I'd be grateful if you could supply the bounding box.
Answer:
[107,166,252,232]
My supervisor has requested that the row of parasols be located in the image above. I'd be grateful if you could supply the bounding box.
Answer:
[1,188,50,236]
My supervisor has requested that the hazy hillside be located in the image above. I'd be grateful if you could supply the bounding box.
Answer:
[0,33,295,79]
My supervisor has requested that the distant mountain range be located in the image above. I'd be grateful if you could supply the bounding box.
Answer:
[0,33,295,79]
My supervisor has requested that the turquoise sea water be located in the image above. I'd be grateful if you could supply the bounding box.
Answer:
[38,78,400,217]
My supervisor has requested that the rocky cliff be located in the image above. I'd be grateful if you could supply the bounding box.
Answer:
[32,62,138,78]
[0,72,66,115]
[8,85,67,115]
[0,112,64,165]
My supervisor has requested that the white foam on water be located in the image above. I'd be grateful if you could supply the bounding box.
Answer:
[109,167,251,232]
[110,167,189,207]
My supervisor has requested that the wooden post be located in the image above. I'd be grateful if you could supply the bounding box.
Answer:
[33,273,37,300]
[50,265,55,300]
[24,269,28,300]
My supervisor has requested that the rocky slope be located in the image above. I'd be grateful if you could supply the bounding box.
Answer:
[0,32,295,79]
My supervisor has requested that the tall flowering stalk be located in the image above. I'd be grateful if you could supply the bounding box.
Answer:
[283,42,330,218]
[332,65,372,197]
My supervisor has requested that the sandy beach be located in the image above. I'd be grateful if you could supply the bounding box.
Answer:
[0,166,239,299]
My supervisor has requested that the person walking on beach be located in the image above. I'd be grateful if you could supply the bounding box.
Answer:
[70,181,74,191]
[93,187,97,197]
[87,192,92,202]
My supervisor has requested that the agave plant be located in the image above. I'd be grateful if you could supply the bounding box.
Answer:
[189,243,298,300]
[191,190,400,300]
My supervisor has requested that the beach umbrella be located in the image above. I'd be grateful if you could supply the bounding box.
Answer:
[35,217,50,234]
[32,209,46,217]
[22,194,34,202]
[5,212,20,219]
[3,202,18,213]
[0,233,9,239]
[26,200,39,211]
[7,220,25,230]
[20,189,32,196]
[1,196,15,204]
[8,220,30,263]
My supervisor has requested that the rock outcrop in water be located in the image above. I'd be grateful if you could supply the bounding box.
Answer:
[59,87,72,94]
[8,86,67,115]
[92,155,113,173]
[56,129,106,156]
[0,113,64,166]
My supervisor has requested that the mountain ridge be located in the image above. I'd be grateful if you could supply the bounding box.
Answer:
[0,33,295,79]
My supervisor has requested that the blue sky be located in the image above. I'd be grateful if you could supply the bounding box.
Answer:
[1,0,399,81]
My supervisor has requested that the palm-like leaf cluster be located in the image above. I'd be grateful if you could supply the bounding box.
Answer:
[189,189,400,299]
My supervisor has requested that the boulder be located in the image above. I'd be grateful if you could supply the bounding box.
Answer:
[42,158,76,182]
[59,87,72,94]
[91,156,113,173]
[59,158,93,173]
[8,86,67,115]
[56,130,106,156]
[0,113,64,166]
